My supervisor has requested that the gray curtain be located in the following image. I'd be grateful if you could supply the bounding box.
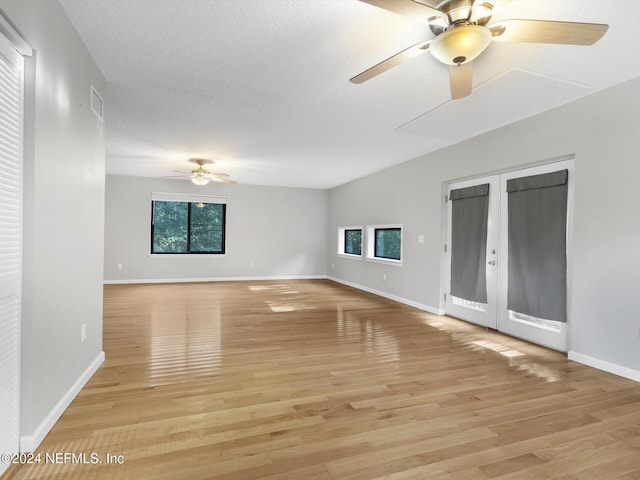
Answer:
[450,184,489,303]
[507,170,568,322]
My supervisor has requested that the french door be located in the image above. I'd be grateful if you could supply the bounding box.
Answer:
[445,160,572,351]
[445,175,500,329]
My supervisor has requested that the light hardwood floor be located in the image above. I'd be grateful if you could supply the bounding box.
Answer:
[8,280,640,480]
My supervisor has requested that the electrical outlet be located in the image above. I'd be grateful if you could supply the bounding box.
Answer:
[332,263,335,269]
[117,263,123,270]
[250,262,255,268]
[382,273,387,281]
[80,324,86,343]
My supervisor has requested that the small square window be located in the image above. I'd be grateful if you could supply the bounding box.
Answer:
[366,224,403,265]
[374,228,401,260]
[338,226,363,258]
[344,229,362,256]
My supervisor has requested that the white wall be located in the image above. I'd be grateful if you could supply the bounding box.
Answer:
[104,175,328,282]
[0,0,106,449]
[328,76,640,378]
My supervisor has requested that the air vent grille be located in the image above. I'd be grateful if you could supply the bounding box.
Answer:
[91,85,103,121]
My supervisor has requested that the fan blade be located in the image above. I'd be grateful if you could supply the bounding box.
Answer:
[203,173,230,180]
[209,176,236,185]
[350,41,431,84]
[172,170,190,174]
[358,0,444,22]
[449,62,473,100]
[161,175,236,184]
[490,19,608,46]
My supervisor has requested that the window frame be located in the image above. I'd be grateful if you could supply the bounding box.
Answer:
[366,224,403,266]
[150,193,227,256]
[337,226,363,259]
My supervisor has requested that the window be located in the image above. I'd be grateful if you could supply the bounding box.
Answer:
[337,226,363,258]
[345,229,362,255]
[375,228,401,260]
[151,193,226,254]
[366,224,403,264]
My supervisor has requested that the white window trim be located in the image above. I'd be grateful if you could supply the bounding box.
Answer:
[366,224,403,266]
[151,192,226,204]
[337,226,363,259]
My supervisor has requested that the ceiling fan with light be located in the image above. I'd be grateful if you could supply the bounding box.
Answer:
[162,158,237,186]
[350,0,609,99]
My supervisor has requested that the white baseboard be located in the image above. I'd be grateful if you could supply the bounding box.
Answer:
[20,351,105,452]
[568,351,640,383]
[104,275,328,285]
[328,276,445,315]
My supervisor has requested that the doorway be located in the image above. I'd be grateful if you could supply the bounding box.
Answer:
[445,160,573,351]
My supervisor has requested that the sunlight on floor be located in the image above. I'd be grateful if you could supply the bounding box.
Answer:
[148,304,222,382]
[249,283,318,313]
[424,317,560,382]
[336,305,400,360]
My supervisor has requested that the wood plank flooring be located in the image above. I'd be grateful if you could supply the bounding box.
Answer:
[8,280,640,479]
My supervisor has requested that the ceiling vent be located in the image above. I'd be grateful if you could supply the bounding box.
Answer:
[90,85,103,121]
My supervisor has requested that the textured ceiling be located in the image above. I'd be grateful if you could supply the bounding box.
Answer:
[59,0,640,189]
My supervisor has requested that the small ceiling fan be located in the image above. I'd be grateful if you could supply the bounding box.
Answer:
[162,158,237,186]
[350,0,609,99]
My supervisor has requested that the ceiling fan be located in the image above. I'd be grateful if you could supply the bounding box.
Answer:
[350,0,609,99]
[162,158,237,186]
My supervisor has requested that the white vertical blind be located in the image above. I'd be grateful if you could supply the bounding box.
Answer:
[0,30,24,470]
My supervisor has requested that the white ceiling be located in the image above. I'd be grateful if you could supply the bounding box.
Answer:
[58,0,640,189]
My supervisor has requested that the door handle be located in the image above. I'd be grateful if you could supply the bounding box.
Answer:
[488,260,496,266]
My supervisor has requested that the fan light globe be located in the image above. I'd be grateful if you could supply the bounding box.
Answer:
[430,24,492,66]
[191,175,209,186]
